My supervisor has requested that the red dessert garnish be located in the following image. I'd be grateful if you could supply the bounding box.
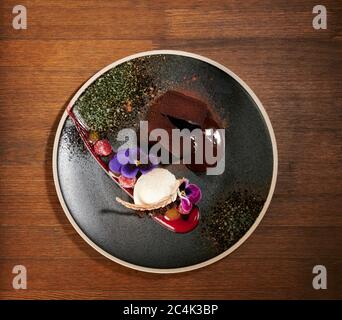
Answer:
[118,175,136,188]
[94,139,112,156]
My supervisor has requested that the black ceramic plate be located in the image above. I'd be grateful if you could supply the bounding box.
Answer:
[53,51,277,273]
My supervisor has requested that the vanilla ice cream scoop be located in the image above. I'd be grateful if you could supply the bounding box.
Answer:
[133,168,178,205]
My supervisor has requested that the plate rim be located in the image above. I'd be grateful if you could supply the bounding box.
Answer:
[52,49,278,274]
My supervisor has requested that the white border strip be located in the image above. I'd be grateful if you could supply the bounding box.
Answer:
[52,50,278,274]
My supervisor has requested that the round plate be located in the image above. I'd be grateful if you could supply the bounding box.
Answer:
[53,50,277,273]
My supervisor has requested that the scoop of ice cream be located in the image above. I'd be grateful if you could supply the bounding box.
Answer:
[133,168,178,205]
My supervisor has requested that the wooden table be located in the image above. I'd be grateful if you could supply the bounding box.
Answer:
[0,0,341,299]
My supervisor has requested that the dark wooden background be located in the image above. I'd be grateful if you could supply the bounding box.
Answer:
[0,0,341,299]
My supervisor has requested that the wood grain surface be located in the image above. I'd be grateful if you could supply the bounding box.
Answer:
[0,0,341,299]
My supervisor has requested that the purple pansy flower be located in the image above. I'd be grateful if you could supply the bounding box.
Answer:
[177,179,202,215]
[109,147,158,179]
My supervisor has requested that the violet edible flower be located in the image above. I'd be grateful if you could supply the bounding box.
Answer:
[177,179,202,214]
[109,147,157,179]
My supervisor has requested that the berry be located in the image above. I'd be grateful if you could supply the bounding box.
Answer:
[118,175,136,188]
[94,139,112,156]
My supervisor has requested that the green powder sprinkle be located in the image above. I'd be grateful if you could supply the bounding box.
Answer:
[201,190,265,252]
